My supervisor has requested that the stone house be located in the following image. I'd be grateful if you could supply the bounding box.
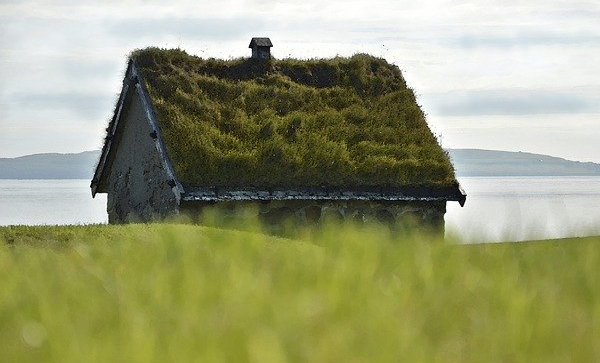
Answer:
[91,40,466,231]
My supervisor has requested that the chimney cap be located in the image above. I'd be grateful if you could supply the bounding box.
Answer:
[249,37,273,48]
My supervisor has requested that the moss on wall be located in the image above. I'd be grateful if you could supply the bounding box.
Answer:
[132,48,457,188]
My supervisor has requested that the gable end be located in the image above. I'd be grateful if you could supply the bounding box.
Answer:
[90,61,184,200]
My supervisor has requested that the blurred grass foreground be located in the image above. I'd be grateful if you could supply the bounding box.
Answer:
[1,221,600,362]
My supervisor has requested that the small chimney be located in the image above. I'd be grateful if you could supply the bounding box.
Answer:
[249,37,273,59]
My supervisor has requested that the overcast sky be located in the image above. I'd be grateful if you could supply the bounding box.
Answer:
[1,0,600,162]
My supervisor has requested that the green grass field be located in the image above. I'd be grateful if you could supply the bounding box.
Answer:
[1,223,599,362]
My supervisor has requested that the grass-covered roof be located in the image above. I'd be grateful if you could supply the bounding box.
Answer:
[132,48,457,189]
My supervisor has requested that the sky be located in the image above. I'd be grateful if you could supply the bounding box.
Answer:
[1,0,600,162]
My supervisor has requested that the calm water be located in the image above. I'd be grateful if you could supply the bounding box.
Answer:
[446,177,600,242]
[0,180,107,226]
[1,178,600,242]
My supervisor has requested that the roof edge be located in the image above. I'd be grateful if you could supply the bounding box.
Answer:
[182,185,467,205]
[90,60,135,197]
[132,60,185,198]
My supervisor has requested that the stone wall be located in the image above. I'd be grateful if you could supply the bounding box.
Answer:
[106,90,179,223]
[180,200,447,235]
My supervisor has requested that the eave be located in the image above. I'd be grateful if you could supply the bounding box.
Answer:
[182,185,467,207]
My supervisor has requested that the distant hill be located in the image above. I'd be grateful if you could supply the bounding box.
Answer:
[447,149,600,176]
[0,151,100,179]
[1,149,599,179]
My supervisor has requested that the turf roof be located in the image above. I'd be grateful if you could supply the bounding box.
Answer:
[131,48,457,189]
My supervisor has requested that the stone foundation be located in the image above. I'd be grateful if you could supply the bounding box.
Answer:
[180,200,447,235]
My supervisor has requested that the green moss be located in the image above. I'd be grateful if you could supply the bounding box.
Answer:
[131,47,457,188]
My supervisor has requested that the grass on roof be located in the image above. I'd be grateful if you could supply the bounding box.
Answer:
[132,48,457,188]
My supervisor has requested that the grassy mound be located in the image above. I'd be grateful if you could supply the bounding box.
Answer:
[132,48,456,188]
[2,224,600,362]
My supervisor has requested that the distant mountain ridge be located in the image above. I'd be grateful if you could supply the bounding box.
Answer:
[1,149,599,179]
[447,149,600,176]
[0,151,100,179]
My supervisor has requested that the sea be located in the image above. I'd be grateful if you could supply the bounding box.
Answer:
[1,177,600,243]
